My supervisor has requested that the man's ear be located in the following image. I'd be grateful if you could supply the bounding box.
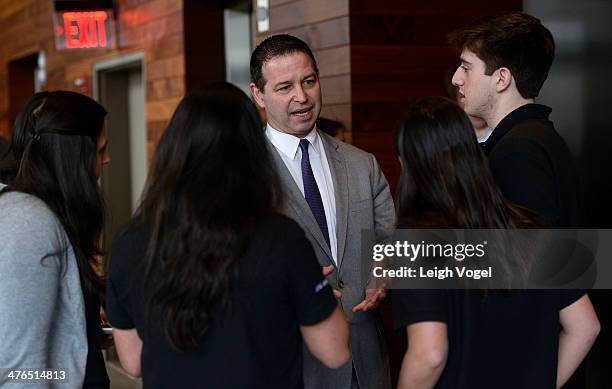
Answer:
[250,82,266,109]
[495,67,513,93]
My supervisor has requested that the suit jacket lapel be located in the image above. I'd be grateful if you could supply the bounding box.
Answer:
[267,141,335,263]
[320,134,349,269]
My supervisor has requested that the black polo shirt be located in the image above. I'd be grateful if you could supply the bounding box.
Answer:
[483,104,581,228]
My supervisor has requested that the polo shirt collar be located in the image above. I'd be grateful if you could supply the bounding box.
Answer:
[482,103,552,154]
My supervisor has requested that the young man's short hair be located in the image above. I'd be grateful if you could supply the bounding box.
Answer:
[250,34,319,91]
[448,12,555,99]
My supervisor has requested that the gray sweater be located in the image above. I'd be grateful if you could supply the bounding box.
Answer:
[0,184,87,388]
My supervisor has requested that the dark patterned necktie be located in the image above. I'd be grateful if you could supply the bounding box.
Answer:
[299,139,330,248]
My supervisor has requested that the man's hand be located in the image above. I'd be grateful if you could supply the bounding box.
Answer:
[352,288,386,312]
[322,265,342,298]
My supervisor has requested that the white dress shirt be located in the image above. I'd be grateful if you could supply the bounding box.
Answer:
[266,124,338,264]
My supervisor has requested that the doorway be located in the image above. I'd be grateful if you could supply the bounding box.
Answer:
[94,52,147,257]
[7,53,39,134]
[94,52,146,388]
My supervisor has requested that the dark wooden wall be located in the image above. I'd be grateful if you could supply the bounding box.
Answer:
[254,0,522,190]
[349,0,522,191]
[183,0,226,93]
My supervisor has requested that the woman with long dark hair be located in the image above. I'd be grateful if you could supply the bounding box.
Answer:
[105,82,349,388]
[0,91,110,388]
[392,97,599,389]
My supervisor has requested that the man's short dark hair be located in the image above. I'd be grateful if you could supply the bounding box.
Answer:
[448,12,555,99]
[250,34,319,91]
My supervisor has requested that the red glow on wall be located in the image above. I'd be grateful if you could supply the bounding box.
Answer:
[54,10,114,49]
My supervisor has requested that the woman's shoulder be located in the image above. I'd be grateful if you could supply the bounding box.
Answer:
[0,188,73,275]
[0,188,65,238]
[245,213,311,264]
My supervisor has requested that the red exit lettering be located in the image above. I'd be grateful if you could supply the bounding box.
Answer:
[62,11,109,49]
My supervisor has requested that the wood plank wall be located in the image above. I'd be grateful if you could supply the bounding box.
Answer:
[183,0,226,94]
[0,0,185,158]
[349,0,522,191]
[254,0,352,139]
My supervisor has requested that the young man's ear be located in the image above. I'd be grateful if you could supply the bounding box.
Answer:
[250,83,266,109]
[495,67,513,93]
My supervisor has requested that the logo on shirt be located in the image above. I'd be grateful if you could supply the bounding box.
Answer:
[314,279,329,293]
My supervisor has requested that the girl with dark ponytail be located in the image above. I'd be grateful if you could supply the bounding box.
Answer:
[0,91,110,388]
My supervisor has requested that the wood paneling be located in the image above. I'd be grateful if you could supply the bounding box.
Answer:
[269,1,304,31]
[303,0,348,24]
[146,32,183,61]
[350,0,521,16]
[147,55,185,80]
[320,75,351,105]
[268,0,348,30]
[314,46,350,77]
[120,9,183,47]
[183,0,225,93]
[351,46,457,75]
[352,102,405,133]
[269,0,297,7]
[147,76,184,101]
[7,55,37,129]
[348,1,522,184]
[259,16,350,50]
[305,16,350,50]
[146,120,170,142]
[120,0,181,25]
[0,0,186,149]
[146,96,182,122]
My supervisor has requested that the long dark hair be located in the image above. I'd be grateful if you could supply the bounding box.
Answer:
[395,97,542,287]
[133,82,282,351]
[395,96,536,229]
[1,91,107,304]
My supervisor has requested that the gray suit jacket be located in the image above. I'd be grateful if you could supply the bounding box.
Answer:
[269,131,395,389]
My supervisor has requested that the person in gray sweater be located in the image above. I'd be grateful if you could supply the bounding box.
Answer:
[0,91,110,388]
[0,184,88,388]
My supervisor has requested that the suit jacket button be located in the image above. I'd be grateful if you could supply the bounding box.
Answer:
[337,280,345,289]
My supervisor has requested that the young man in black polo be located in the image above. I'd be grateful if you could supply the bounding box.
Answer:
[447,12,601,389]
[450,12,580,228]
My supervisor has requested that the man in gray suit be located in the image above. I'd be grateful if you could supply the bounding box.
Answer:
[250,34,394,389]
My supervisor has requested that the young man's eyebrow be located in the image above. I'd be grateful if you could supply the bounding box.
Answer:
[459,58,472,66]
